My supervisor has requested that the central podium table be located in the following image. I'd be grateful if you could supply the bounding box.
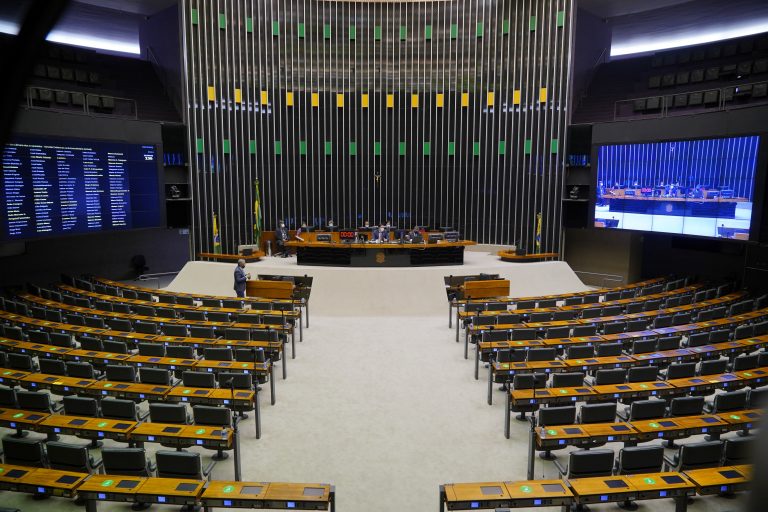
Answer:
[286,240,476,267]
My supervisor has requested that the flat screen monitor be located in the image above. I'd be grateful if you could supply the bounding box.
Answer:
[593,135,760,240]
[1,135,162,241]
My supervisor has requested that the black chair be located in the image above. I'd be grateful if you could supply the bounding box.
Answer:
[626,319,649,332]
[572,325,597,337]
[496,349,525,364]
[207,311,232,323]
[45,310,64,323]
[749,386,768,408]
[139,367,176,386]
[593,368,626,385]
[557,449,614,479]
[527,348,557,362]
[182,371,217,388]
[63,396,99,417]
[84,316,106,329]
[510,373,547,420]
[65,361,98,379]
[664,440,723,471]
[603,322,626,335]
[665,363,696,380]
[627,366,659,383]
[545,326,571,339]
[657,336,681,351]
[202,298,222,307]
[192,405,233,459]
[108,318,133,333]
[723,437,754,465]
[619,399,666,421]
[0,387,17,408]
[103,340,130,354]
[166,345,197,359]
[529,312,552,323]
[581,308,602,319]
[27,329,50,344]
[8,353,36,372]
[183,310,207,321]
[511,329,536,341]
[733,325,755,340]
[707,390,748,414]
[631,339,656,355]
[79,336,103,351]
[105,365,137,383]
[102,447,155,476]
[699,358,728,375]
[221,299,242,309]
[709,329,730,343]
[155,307,177,319]
[615,445,665,508]
[162,324,188,337]
[155,450,216,483]
[101,398,144,422]
[625,302,645,314]
[2,436,46,467]
[134,321,159,335]
[602,305,623,317]
[564,297,583,306]
[218,372,257,417]
[537,299,557,308]
[47,441,102,473]
[566,345,594,359]
[149,403,191,425]
[138,342,165,357]
[236,313,261,324]
[204,347,234,361]
[552,373,585,388]
[732,354,758,371]
[596,342,623,357]
[157,295,176,304]
[190,326,216,339]
[176,296,195,306]
[604,292,621,302]
[644,299,662,311]
[515,300,536,310]
[578,403,617,424]
[668,396,705,417]
[536,406,577,459]
[49,331,74,348]
[133,304,156,316]
[39,358,67,376]
[653,315,673,329]
[482,330,510,342]
[672,312,692,326]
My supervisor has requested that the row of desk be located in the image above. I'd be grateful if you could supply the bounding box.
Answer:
[0,463,334,511]
[0,310,290,379]
[0,336,278,405]
[505,366,767,437]
[91,277,310,328]
[440,466,750,511]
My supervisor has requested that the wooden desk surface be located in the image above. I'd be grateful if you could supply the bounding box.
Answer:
[498,251,559,261]
[567,475,636,500]
[131,422,232,445]
[683,465,751,492]
[0,463,38,483]
[198,252,265,262]
[286,240,476,249]
[624,472,695,495]
[24,467,88,494]
[77,474,147,498]
[135,476,206,500]
[443,481,511,502]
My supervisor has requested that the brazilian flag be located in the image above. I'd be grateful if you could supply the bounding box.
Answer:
[535,212,542,253]
[253,179,263,247]
[213,213,222,254]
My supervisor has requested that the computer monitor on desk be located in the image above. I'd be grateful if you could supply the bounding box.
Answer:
[428,233,444,244]
[316,233,332,242]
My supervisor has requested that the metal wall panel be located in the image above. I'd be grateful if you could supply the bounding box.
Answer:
[182,0,573,254]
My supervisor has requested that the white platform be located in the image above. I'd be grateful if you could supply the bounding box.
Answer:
[166,250,589,316]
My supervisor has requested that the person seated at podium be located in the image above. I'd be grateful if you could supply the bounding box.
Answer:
[371,225,388,243]
[325,219,337,231]
[275,221,289,257]
[234,259,251,298]
[295,221,307,242]
[405,225,423,243]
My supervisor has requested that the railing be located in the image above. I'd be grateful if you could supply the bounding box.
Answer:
[574,270,625,288]
[136,271,179,289]
[613,78,768,121]
[22,85,138,119]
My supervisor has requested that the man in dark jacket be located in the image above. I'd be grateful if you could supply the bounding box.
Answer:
[234,259,250,297]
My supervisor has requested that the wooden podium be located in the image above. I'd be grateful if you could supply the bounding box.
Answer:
[246,279,295,299]
[461,279,511,299]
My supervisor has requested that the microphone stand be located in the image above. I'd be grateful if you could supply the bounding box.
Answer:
[527,375,538,480]
[251,347,262,439]
[226,378,242,482]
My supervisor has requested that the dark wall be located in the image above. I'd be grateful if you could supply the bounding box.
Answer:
[572,7,611,102]
[139,3,182,115]
[181,0,574,253]
[0,109,190,285]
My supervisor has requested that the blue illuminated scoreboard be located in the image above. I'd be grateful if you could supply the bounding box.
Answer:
[1,136,162,241]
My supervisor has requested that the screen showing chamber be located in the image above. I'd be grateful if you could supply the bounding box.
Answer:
[1,135,161,241]
[594,135,760,239]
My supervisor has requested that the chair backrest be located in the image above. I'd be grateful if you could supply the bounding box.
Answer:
[511,328,536,341]
[566,345,595,359]
[133,304,156,316]
[234,348,266,363]
[626,319,649,332]
[150,403,190,424]
[78,336,103,351]
[236,313,261,324]
[723,437,754,466]
[656,336,681,351]
[138,342,165,356]
[628,399,667,420]
[192,405,232,426]
[473,316,497,327]
[529,312,552,323]
[16,391,52,412]
[182,371,217,388]
[512,373,548,390]
[733,324,755,340]
[202,298,221,307]
[221,299,243,309]
[644,299,662,311]
[677,441,724,470]
[712,390,748,412]
[653,315,673,328]
[0,387,17,408]
[39,358,67,376]
[166,345,196,359]
[103,340,129,354]
[672,312,692,326]
[8,353,35,371]
[100,398,139,420]
[108,318,133,333]
[733,354,758,371]
[140,367,172,386]
[156,450,204,479]
[627,365,659,383]
[134,321,160,335]
[486,303,508,312]
[709,329,730,343]
[204,347,234,361]
[632,339,656,354]
[567,449,615,478]
[578,403,617,424]
[102,448,152,476]
[537,406,576,427]
[595,368,627,385]
[496,349,524,363]
[699,358,728,375]
[581,307,602,319]
[157,294,176,304]
[552,372,585,388]
[190,326,216,339]
[162,324,188,337]
[515,300,536,310]
[105,365,137,383]
[207,311,232,322]
[84,316,106,328]
[616,446,664,474]
[251,329,279,343]
[582,294,600,305]
[46,441,95,472]
[537,299,557,308]
[604,292,621,302]
[749,386,768,408]
[572,325,597,337]
[602,305,623,317]
[66,361,97,379]
[596,342,623,357]
[45,310,64,323]
[564,297,583,306]
[217,372,253,389]
[666,363,696,380]
[625,302,645,314]
[545,326,572,339]
[155,307,177,319]
[527,348,557,362]
[603,322,626,335]
[482,330,510,342]
[176,296,195,306]
[27,329,50,344]
[49,331,73,348]
[63,396,99,417]
[668,396,705,417]
[2,436,46,467]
